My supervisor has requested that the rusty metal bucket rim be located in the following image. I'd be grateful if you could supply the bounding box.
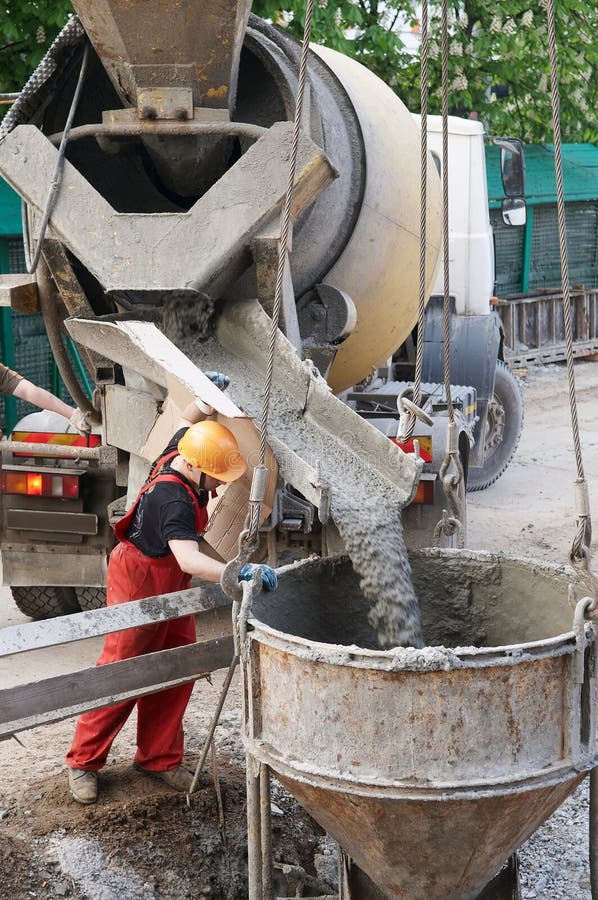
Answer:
[249,550,582,671]
[273,547,577,576]
[243,738,596,800]
[245,618,579,673]
[409,545,577,574]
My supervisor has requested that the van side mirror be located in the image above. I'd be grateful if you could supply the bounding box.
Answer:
[494,137,526,198]
[501,197,527,227]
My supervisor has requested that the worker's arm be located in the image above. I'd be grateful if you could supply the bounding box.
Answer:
[168,539,225,582]
[169,540,279,591]
[178,372,231,428]
[178,401,209,429]
[13,378,76,420]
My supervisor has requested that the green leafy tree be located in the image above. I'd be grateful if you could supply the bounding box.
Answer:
[253,0,597,143]
[0,2,72,92]
[0,1,595,142]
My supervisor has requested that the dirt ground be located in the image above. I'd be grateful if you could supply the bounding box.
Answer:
[467,359,598,564]
[1,359,597,899]
[0,667,335,900]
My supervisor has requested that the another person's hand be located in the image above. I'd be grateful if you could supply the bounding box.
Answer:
[70,408,92,435]
[238,563,278,592]
[195,373,231,417]
[205,372,230,391]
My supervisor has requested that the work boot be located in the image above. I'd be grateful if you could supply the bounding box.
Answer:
[68,768,98,804]
[133,762,195,793]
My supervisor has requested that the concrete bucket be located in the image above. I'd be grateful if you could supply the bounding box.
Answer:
[241,550,597,899]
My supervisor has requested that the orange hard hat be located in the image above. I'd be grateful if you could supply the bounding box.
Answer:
[178,421,247,483]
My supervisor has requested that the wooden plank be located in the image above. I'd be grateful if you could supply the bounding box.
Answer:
[0,585,230,657]
[0,634,234,738]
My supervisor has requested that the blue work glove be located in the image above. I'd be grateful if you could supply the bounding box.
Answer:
[238,563,278,592]
[205,371,230,392]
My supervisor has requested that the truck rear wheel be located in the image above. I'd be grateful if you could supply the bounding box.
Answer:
[76,587,107,611]
[11,586,81,619]
[467,361,524,492]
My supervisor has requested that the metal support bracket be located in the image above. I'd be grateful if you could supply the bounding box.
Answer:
[573,596,596,685]
[313,460,331,525]
[0,122,336,297]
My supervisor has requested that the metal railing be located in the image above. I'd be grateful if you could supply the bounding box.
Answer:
[0,585,233,738]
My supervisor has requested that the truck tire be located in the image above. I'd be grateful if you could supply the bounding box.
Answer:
[467,361,524,492]
[11,586,81,620]
[76,587,107,611]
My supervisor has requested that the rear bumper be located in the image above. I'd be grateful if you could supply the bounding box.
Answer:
[1,545,107,587]
[6,509,98,535]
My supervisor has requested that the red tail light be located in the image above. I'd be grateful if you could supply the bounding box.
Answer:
[27,473,42,496]
[411,476,436,505]
[2,470,80,499]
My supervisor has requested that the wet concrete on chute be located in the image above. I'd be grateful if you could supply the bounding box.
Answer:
[162,298,424,650]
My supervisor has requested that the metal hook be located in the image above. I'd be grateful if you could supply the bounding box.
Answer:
[396,388,434,442]
[433,509,464,547]
[220,525,260,601]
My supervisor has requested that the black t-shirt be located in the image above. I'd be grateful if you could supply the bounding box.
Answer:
[125,427,209,558]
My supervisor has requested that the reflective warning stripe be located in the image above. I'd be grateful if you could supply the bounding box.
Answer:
[12,431,101,448]
[391,436,433,463]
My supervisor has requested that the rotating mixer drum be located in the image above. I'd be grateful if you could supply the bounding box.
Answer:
[240,550,597,899]
[0,1,441,392]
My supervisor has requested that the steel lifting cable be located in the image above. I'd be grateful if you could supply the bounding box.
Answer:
[195,2,316,800]
[546,0,598,888]
[433,0,465,545]
[258,0,315,464]
[234,0,316,557]
[397,0,429,443]
[414,0,429,416]
[545,0,592,570]
[544,4,598,894]
[440,0,453,428]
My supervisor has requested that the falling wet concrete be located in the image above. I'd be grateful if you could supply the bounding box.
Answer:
[162,291,216,342]
[330,490,423,648]
[166,303,424,649]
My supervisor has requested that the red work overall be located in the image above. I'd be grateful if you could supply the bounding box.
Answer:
[67,453,208,773]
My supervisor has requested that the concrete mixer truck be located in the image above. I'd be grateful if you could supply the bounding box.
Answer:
[0,3,525,618]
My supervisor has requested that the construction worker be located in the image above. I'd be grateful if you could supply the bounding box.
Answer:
[0,361,91,433]
[66,384,277,804]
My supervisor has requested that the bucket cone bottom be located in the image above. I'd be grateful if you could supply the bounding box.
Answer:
[277,772,583,899]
